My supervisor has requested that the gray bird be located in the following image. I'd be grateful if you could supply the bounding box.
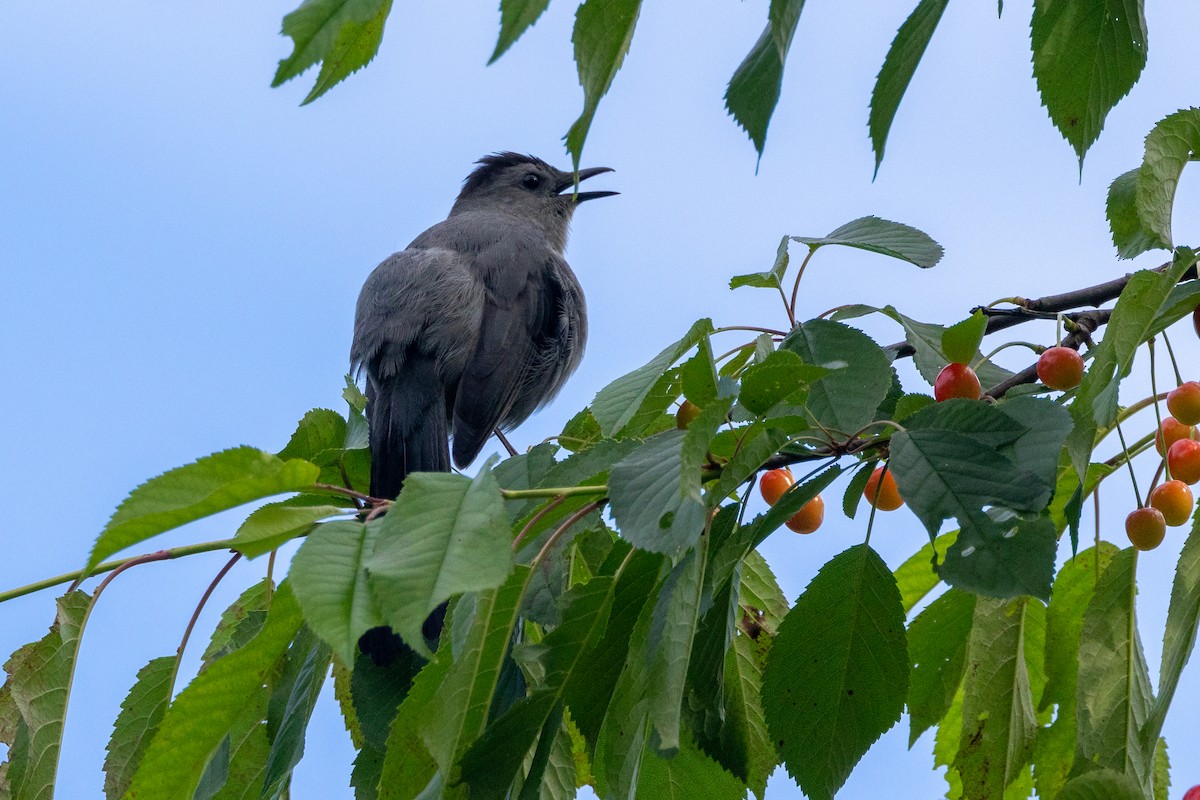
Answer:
[351,152,616,501]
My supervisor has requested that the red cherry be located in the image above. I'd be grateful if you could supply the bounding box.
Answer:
[1182,785,1200,800]
[864,467,903,511]
[759,468,795,506]
[1149,479,1194,527]
[1168,438,1200,485]
[1167,381,1200,426]
[785,495,825,534]
[934,363,982,402]
[1125,507,1167,551]
[1036,346,1084,391]
[1156,417,1197,455]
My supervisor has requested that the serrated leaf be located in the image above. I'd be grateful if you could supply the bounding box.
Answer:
[289,520,385,666]
[645,543,706,752]
[105,657,175,799]
[724,1,807,158]
[365,469,514,658]
[933,685,965,799]
[421,568,532,786]
[272,0,393,105]
[781,319,894,436]
[907,589,975,747]
[1075,548,1154,797]
[894,530,957,614]
[2,592,89,800]
[608,431,707,558]
[277,408,346,463]
[565,0,642,167]
[791,216,943,268]
[201,581,273,668]
[955,596,1037,799]
[122,583,304,800]
[720,632,775,799]
[1153,738,1169,800]
[1067,253,1194,481]
[941,311,987,366]
[1031,0,1147,166]
[1135,109,1200,250]
[635,739,746,799]
[869,0,949,175]
[460,577,615,798]
[261,630,331,799]
[739,350,826,416]
[87,447,319,572]
[592,319,713,437]
[1142,523,1200,751]
[730,236,790,291]
[762,545,908,800]
[375,657,450,799]
[232,502,343,559]
[1108,169,1162,259]
[1056,768,1145,800]
[1042,543,1118,712]
[558,409,602,453]
[490,0,551,63]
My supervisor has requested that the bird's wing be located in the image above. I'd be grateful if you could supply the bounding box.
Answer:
[450,240,563,467]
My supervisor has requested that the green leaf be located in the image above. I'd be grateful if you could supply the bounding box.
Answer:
[1142,523,1200,751]
[365,469,514,658]
[460,577,615,798]
[1075,548,1154,797]
[869,0,950,175]
[738,350,826,416]
[955,597,1038,799]
[1057,768,1146,800]
[646,543,707,752]
[375,656,450,799]
[261,630,332,799]
[894,530,956,614]
[608,431,707,558]
[792,216,943,268]
[232,502,343,559]
[421,568,532,786]
[906,589,975,746]
[941,311,987,366]
[635,739,746,799]
[1031,0,1147,166]
[201,581,273,668]
[272,0,393,105]
[874,306,1012,387]
[104,657,175,800]
[933,685,965,799]
[122,583,304,800]
[2,591,89,800]
[565,0,642,167]
[490,0,551,62]
[762,545,907,800]
[289,520,385,666]
[730,236,791,290]
[1067,253,1194,480]
[87,447,320,573]
[1135,109,1200,250]
[1108,169,1162,259]
[277,408,346,463]
[720,630,776,799]
[780,319,894,435]
[591,319,713,437]
[724,0,807,158]
[731,465,844,561]
[564,547,663,746]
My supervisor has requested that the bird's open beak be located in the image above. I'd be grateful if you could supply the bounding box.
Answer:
[557,166,618,203]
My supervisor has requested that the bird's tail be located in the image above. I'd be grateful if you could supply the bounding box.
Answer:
[367,354,450,500]
[361,354,451,666]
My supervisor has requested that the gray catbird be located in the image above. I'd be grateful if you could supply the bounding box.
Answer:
[351,152,614,663]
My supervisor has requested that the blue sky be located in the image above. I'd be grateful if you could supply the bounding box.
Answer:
[2,0,1199,797]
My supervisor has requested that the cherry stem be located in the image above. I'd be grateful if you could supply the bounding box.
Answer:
[1115,420,1144,508]
[1161,330,1184,387]
[494,429,519,457]
[512,495,567,552]
[1148,338,1170,481]
[531,500,604,569]
[713,325,789,337]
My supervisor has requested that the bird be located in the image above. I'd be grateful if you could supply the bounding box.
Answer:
[350,152,615,662]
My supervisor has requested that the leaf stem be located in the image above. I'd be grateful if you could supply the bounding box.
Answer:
[787,247,818,323]
[500,485,608,500]
[712,325,789,337]
[531,501,604,569]
[512,496,567,551]
[167,552,242,698]
[2,537,247,605]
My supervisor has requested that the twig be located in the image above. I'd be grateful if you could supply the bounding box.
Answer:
[494,428,519,457]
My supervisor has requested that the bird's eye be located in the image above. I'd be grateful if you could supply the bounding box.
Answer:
[521,173,542,190]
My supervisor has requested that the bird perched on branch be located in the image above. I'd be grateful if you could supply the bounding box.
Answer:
[351,152,615,662]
